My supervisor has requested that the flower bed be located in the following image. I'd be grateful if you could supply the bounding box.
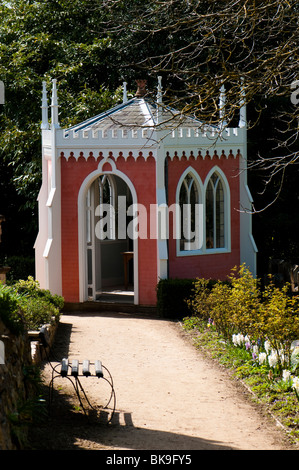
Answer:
[184,264,299,441]
[231,332,299,404]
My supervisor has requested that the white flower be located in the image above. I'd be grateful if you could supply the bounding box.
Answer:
[268,351,278,368]
[292,376,299,393]
[238,334,244,345]
[232,333,245,346]
[252,345,259,356]
[259,352,267,365]
[282,369,291,382]
[264,340,271,355]
[278,349,286,367]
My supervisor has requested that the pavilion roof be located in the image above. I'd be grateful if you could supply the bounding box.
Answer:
[66,97,206,135]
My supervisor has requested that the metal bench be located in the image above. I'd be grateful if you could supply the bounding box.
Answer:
[38,326,116,422]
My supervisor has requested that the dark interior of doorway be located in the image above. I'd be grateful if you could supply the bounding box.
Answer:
[94,174,134,304]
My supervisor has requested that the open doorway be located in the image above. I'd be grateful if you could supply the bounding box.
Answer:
[85,174,134,303]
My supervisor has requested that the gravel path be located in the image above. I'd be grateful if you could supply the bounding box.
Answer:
[28,311,296,451]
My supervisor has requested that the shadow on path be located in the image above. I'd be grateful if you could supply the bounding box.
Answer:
[28,319,236,450]
[28,406,236,450]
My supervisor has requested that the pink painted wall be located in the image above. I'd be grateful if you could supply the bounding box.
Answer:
[60,153,157,305]
[60,149,241,306]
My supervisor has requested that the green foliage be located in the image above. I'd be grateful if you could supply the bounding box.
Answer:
[13,276,64,310]
[13,277,63,330]
[227,265,262,340]
[0,276,64,333]
[18,296,58,331]
[182,314,299,441]
[0,0,134,208]
[188,264,299,374]
[0,0,136,259]
[182,315,203,332]
[9,364,48,449]
[0,283,24,334]
[187,278,214,320]
[208,281,234,339]
[259,279,299,367]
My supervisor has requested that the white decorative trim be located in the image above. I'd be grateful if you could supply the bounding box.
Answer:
[166,148,241,161]
[97,157,117,173]
[59,149,156,162]
[43,239,52,258]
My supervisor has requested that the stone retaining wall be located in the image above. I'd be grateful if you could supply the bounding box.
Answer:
[0,318,33,450]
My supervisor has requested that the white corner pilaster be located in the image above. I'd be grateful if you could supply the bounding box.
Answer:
[36,79,62,295]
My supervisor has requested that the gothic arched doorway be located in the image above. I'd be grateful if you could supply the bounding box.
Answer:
[78,169,138,304]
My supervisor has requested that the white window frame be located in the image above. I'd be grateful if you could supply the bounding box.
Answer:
[175,166,231,257]
[96,174,117,241]
[203,167,231,254]
[176,167,204,256]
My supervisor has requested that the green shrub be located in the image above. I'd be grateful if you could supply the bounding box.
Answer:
[18,296,60,331]
[187,278,213,320]
[13,277,64,310]
[12,277,63,330]
[259,279,299,373]
[0,277,64,333]
[208,281,235,340]
[188,264,299,372]
[0,283,24,334]
[227,265,262,339]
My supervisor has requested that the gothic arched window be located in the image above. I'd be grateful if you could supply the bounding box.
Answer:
[205,172,225,249]
[178,172,202,251]
[95,174,116,240]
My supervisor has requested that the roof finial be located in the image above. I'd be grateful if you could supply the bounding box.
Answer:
[51,79,60,129]
[156,76,163,124]
[135,79,147,98]
[219,84,227,129]
[239,77,247,128]
[157,76,163,103]
[122,82,128,104]
[41,81,49,130]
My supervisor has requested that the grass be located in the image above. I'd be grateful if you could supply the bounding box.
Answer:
[182,315,299,444]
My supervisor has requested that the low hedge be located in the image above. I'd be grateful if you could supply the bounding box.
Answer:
[0,277,64,333]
